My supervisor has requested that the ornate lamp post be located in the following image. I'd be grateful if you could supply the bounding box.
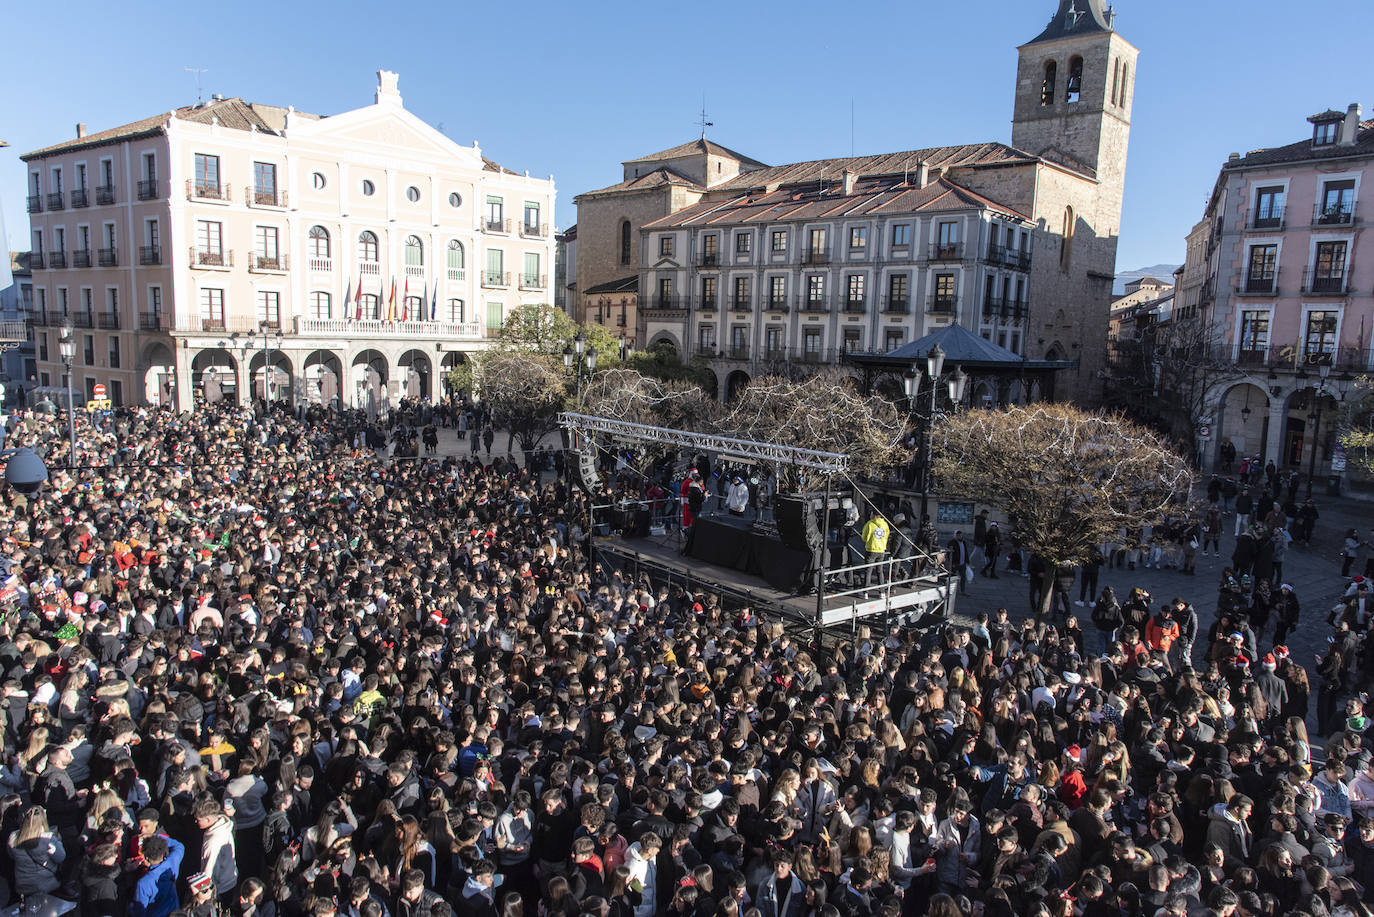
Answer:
[903,343,968,522]
[57,323,77,468]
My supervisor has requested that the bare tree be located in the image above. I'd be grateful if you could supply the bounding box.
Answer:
[933,404,1193,616]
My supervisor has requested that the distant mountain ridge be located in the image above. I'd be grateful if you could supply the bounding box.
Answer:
[1115,264,1181,295]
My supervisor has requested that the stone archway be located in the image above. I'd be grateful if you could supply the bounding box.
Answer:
[699,369,719,401]
[191,349,238,404]
[1214,381,1270,471]
[1280,385,1339,475]
[440,352,467,395]
[141,342,176,407]
[725,369,751,402]
[647,333,680,356]
[304,350,344,409]
[398,349,433,401]
[352,349,389,417]
[249,351,294,404]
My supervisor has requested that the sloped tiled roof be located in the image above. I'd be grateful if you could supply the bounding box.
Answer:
[22,96,318,160]
[576,167,704,199]
[711,143,1040,192]
[624,138,767,168]
[584,276,638,295]
[483,156,519,175]
[1224,120,1374,169]
[884,324,1028,365]
[642,174,1030,231]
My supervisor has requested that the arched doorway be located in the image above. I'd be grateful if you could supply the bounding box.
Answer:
[398,349,433,401]
[1215,382,1270,471]
[440,352,467,396]
[352,350,388,417]
[725,369,751,402]
[647,334,679,358]
[699,369,719,401]
[141,342,176,407]
[191,349,238,404]
[249,351,293,404]
[304,350,343,409]
[1281,385,1339,475]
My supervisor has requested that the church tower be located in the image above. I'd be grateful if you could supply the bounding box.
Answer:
[1012,0,1137,198]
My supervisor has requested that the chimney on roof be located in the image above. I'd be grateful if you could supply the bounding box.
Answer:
[1339,103,1362,146]
[915,161,930,188]
[842,169,857,196]
[75,123,87,139]
[1227,152,1240,162]
[376,70,402,107]
[211,93,224,102]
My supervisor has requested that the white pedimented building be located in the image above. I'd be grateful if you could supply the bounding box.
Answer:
[22,70,556,410]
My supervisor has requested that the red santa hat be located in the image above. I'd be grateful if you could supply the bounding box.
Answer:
[1065,744,1082,762]
[1263,653,1277,669]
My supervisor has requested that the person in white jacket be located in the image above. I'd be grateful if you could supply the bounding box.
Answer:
[934,802,981,892]
[194,797,238,896]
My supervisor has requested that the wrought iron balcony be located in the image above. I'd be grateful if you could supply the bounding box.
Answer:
[647,294,684,311]
[983,295,1004,317]
[730,296,752,311]
[928,293,958,314]
[764,296,792,313]
[798,349,830,364]
[191,248,233,268]
[695,297,718,312]
[1249,207,1285,230]
[802,247,830,266]
[187,180,229,201]
[521,222,546,238]
[844,297,867,313]
[48,252,66,269]
[1313,203,1355,226]
[882,296,910,314]
[26,195,42,213]
[1303,268,1351,295]
[697,252,720,268]
[98,247,117,267]
[28,253,45,270]
[930,241,962,261]
[802,297,830,313]
[202,319,227,332]
[727,346,750,360]
[139,245,162,266]
[71,311,93,328]
[70,189,89,209]
[72,249,92,268]
[47,192,65,211]
[519,273,547,290]
[137,179,158,200]
[483,270,510,287]
[248,187,286,208]
[1210,341,1371,373]
[96,185,115,205]
[140,312,171,331]
[97,312,120,330]
[763,347,789,361]
[484,218,511,234]
[1237,270,1279,295]
[251,254,288,272]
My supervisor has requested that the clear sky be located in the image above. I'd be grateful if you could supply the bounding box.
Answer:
[0,0,1367,272]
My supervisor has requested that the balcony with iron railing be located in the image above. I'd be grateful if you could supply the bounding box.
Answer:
[70,188,89,209]
[843,297,867,314]
[294,316,485,339]
[764,295,792,313]
[801,296,830,314]
[726,345,751,360]
[987,244,1031,270]
[250,254,288,273]
[730,295,752,311]
[930,241,962,261]
[982,295,1004,318]
[137,179,158,200]
[483,270,510,287]
[28,253,45,270]
[484,218,511,234]
[1313,202,1356,227]
[201,318,227,332]
[72,249,92,268]
[882,296,910,314]
[797,348,834,364]
[696,296,718,312]
[97,312,120,330]
[140,312,171,331]
[1236,269,1279,295]
[646,294,685,312]
[70,311,93,328]
[802,247,830,266]
[48,252,65,269]
[1249,206,1285,230]
[138,245,161,266]
[519,273,547,290]
[95,185,115,205]
[26,195,42,213]
[521,222,546,239]
[1210,341,1372,373]
[697,252,721,268]
[187,180,230,202]
[763,347,789,361]
[928,293,958,314]
[190,247,233,269]
[46,192,65,211]
[1303,267,1351,295]
[247,187,286,208]
[98,247,117,267]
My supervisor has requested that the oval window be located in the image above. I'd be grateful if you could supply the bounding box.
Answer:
[407,186,421,202]
[361,179,375,196]
[448,192,462,208]
[312,172,327,190]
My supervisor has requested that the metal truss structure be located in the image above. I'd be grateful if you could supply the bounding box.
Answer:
[558,412,850,474]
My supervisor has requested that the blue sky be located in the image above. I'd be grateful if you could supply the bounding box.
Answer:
[0,0,1367,272]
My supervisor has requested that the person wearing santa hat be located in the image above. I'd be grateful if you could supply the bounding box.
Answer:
[1254,652,1288,725]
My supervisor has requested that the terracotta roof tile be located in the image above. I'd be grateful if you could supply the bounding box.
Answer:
[711,143,1038,192]
[1225,120,1374,169]
[575,167,703,199]
[624,138,767,168]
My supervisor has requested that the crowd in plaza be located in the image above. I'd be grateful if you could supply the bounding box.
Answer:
[0,400,1368,917]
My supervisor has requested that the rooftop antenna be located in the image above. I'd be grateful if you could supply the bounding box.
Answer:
[437,121,446,135]
[697,96,713,140]
[850,98,855,158]
[184,67,209,104]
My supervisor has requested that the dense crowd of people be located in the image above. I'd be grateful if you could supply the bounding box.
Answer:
[0,400,1368,917]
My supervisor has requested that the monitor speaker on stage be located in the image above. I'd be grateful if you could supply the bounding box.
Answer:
[774,495,823,556]
[570,448,599,495]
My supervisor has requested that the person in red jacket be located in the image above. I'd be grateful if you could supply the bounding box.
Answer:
[1059,745,1087,809]
[1146,605,1181,667]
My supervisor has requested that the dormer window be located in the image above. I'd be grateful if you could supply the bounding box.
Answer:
[1314,121,1338,146]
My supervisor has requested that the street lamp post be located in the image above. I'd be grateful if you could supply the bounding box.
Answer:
[563,335,597,400]
[57,324,77,468]
[903,343,968,522]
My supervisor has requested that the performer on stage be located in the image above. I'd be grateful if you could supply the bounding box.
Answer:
[681,468,706,529]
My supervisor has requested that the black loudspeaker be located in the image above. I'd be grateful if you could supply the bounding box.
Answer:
[775,495,823,555]
[570,449,599,494]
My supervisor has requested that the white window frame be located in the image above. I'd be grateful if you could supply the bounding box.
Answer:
[1299,303,1343,361]
[1231,304,1274,361]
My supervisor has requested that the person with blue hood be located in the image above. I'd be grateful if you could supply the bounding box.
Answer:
[131,833,185,917]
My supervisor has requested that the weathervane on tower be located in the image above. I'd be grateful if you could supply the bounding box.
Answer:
[697,99,713,140]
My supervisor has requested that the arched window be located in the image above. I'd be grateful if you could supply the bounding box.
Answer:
[358,231,379,262]
[446,299,465,322]
[1041,61,1057,106]
[447,240,465,269]
[1060,206,1075,271]
[308,225,331,258]
[1110,59,1120,106]
[620,220,632,265]
[309,291,331,319]
[1120,63,1130,108]
[1066,56,1083,103]
[404,235,423,266]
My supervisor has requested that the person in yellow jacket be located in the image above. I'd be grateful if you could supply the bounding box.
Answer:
[860,512,891,590]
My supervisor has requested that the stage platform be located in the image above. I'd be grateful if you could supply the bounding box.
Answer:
[596,514,957,633]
